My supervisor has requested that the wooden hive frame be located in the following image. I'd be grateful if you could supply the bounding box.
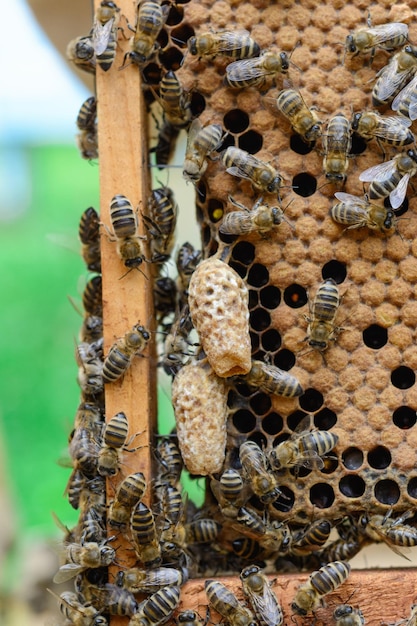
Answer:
[91,0,417,624]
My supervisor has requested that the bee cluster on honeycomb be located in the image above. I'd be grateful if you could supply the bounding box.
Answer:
[57,0,417,623]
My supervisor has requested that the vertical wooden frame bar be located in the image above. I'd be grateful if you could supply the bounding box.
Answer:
[94,0,156,608]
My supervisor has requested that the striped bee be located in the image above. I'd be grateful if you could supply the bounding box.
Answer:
[240,565,283,626]
[92,1,120,71]
[372,45,417,107]
[330,192,397,234]
[188,30,260,60]
[225,49,289,89]
[102,323,150,383]
[291,561,351,615]
[239,360,303,398]
[183,119,223,183]
[305,278,341,352]
[222,146,282,195]
[345,19,408,60]
[109,194,147,274]
[323,114,352,185]
[359,149,417,209]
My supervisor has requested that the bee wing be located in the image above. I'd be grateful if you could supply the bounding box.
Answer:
[298,450,325,470]
[367,525,411,561]
[225,152,264,181]
[334,192,369,209]
[408,102,417,121]
[390,172,410,209]
[53,563,85,584]
[185,118,203,151]
[373,116,412,142]
[246,582,282,626]
[375,63,415,103]
[226,57,264,81]
[93,18,114,55]
[217,30,252,52]
[359,159,397,182]
[392,75,417,113]
[219,213,253,235]
[367,23,408,45]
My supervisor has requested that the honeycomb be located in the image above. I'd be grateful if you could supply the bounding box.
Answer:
[145,0,417,525]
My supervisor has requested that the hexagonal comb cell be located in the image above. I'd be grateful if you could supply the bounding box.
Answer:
[152,0,417,526]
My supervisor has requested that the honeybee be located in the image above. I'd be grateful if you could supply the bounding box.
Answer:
[220,196,288,237]
[161,306,195,376]
[357,509,417,558]
[79,207,101,273]
[154,437,183,486]
[176,242,202,309]
[129,586,181,626]
[117,565,187,593]
[124,0,167,66]
[53,539,116,583]
[183,119,223,183]
[78,476,107,519]
[188,30,260,60]
[323,114,352,185]
[98,411,137,476]
[157,70,193,129]
[76,341,104,396]
[372,45,417,107]
[154,276,177,326]
[87,583,138,616]
[239,359,303,398]
[50,590,108,626]
[66,35,96,74]
[235,506,291,553]
[69,426,100,478]
[239,440,281,504]
[268,427,339,471]
[275,88,322,143]
[232,537,264,561]
[109,194,147,273]
[225,49,289,89]
[77,127,99,160]
[240,564,283,626]
[290,520,332,556]
[305,278,341,352]
[92,1,120,71]
[359,149,417,209]
[392,74,417,120]
[108,471,147,530]
[345,20,408,59]
[291,561,351,615]
[176,609,210,626]
[210,468,248,518]
[333,604,365,626]
[351,111,413,151]
[222,146,282,195]
[319,536,362,564]
[131,501,162,567]
[78,507,106,543]
[205,579,256,626]
[82,276,103,318]
[152,120,180,169]
[331,192,397,233]
[143,185,178,263]
[77,97,97,132]
[155,481,184,527]
[74,402,103,437]
[102,322,150,383]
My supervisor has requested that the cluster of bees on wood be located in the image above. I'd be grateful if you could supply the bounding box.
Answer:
[54,1,417,624]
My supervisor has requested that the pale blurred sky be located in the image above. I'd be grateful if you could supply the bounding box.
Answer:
[1,0,89,143]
